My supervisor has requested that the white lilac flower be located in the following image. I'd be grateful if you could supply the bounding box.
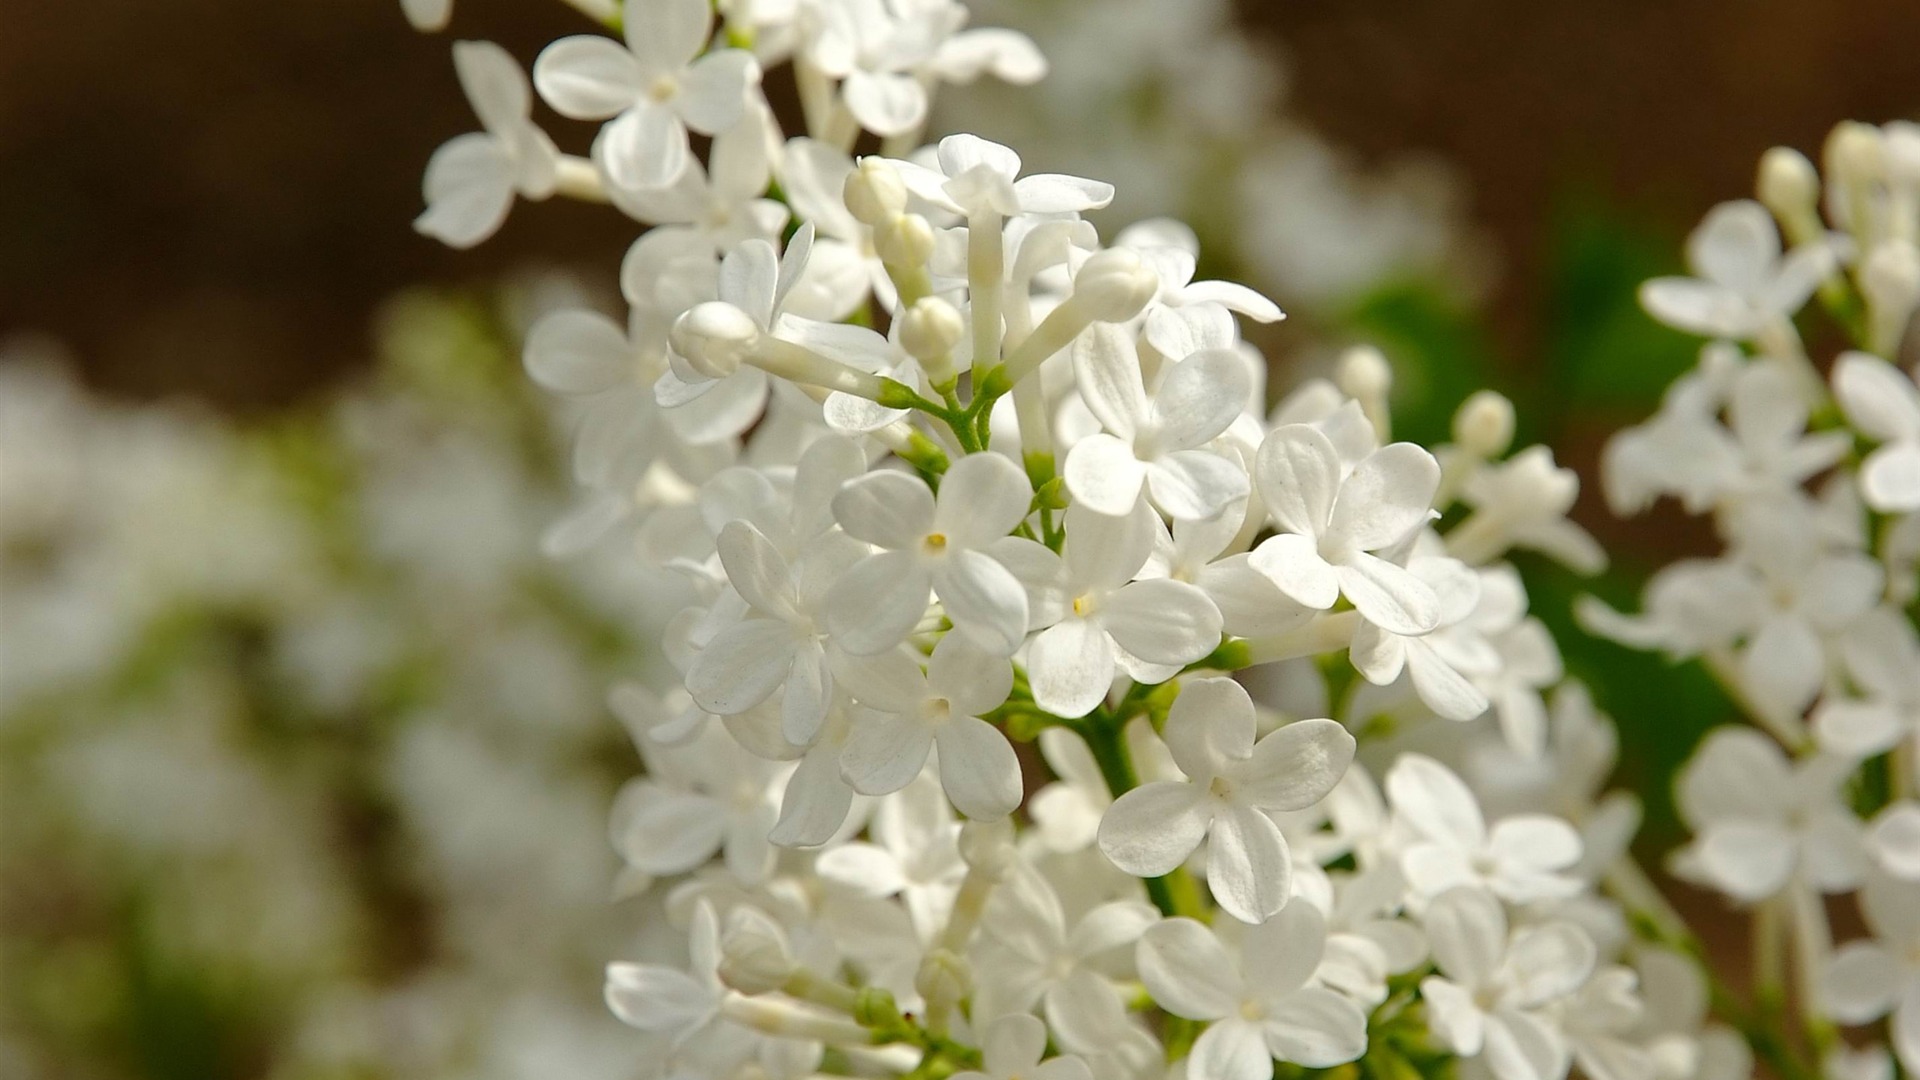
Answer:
[1639,199,1833,343]
[416,41,560,248]
[837,633,1023,820]
[1249,423,1444,636]
[997,501,1223,719]
[1820,872,1920,1074]
[1672,727,1865,902]
[824,451,1032,656]
[1419,886,1595,1080]
[533,0,760,191]
[1061,322,1252,520]
[1384,753,1584,903]
[1097,677,1353,923]
[1138,904,1370,1079]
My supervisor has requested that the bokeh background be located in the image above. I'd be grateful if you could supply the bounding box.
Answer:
[2,0,1918,1076]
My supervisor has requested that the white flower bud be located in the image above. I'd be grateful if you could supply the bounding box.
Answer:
[1887,122,1920,188]
[844,158,908,226]
[873,213,934,268]
[900,296,965,382]
[1827,122,1886,190]
[957,818,1016,878]
[1336,345,1393,400]
[718,907,795,995]
[914,947,971,1012]
[1453,390,1516,458]
[1757,146,1820,220]
[1863,239,1920,354]
[1070,248,1159,322]
[669,301,760,380]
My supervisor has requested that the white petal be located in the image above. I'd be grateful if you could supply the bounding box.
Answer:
[1820,942,1902,1023]
[1483,1009,1571,1080]
[1102,578,1222,666]
[1240,718,1356,812]
[1207,802,1292,924]
[1190,1021,1273,1080]
[1739,615,1826,720]
[1489,816,1583,874]
[402,0,453,31]
[533,36,643,119]
[930,28,1047,84]
[982,1013,1049,1076]
[1064,434,1149,517]
[1694,821,1796,901]
[1420,977,1485,1055]
[935,452,1033,549]
[825,551,931,656]
[453,40,532,129]
[935,551,1031,657]
[815,841,908,896]
[1072,323,1149,439]
[1338,552,1441,636]
[1182,280,1284,322]
[1152,348,1252,450]
[1866,802,1920,879]
[1639,278,1751,337]
[1146,450,1251,522]
[605,962,713,1033]
[524,309,631,394]
[716,520,800,620]
[613,784,724,872]
[627,0,710,73]
[1263,986,1370,1067]
[1327,443,1441,551]
[1406,642,1491,722]
[926,627,1015,718]
[1013,173,1116,214]
[599,102,691,190]
[1833,351,1920,443]
[1027,618,1118,718]
[1689,201,1779,294]
[1099,781,1210,877]
[843,70,927,137]
[1256,424,1340,536]
[1503,923,1597,1007]
[1422,885,1507,985]
[1137,918,1239,1020]
[833,469,936,549]
[1249,533,1340,610]
[937,715,1023,819]
[771,747,854,847]
[841,716,934,796]
[1861,443,1920,512]
[1385,754,1487,850]
[686,619,795,715]
[414,133,514,248]
[677,49,758,134]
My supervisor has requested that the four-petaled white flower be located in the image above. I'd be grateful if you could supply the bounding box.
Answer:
[838,633,1023,820]
[1098,676,1354,923]
[533,0,759,190]
[1820,872,1920,1075]
[1672,727,1865,902]
[1419,886,1596,1080]
[1064,322,1253,521]
[1138,904,1371,1080]
[1250,424,1444,636]
[825,451,1033,656]
[416,41,560,249]
[1385,753,1585,903]
[1639,199,1833,341]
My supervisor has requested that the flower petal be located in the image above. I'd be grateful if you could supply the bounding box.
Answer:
[1099,781,1210,877]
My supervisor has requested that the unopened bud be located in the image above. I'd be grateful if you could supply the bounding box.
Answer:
[1887,122,1920,188]
[1757,147,1820,221]
[1827,122,1886,190]
[957,818,1017,878]
[669,302,760,379]
[1070,248,1159,322]
[899,296,964,369]
[1336,345,1393,400]
[845,158,908,225]
[874,213,934,268]
[914,948,971,1011]
[718,907,794,995]
[1453,390,1515,458]
[1863,239,1920,354]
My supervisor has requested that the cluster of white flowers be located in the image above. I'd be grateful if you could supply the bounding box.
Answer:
[1587,121,1920,1080]
[392,5,1776,1080]
[0,303,677,1079]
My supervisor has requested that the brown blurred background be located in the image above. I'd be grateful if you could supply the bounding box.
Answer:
[3,0,1916,409]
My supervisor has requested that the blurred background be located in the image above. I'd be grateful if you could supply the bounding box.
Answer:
[2,0,1917,1077]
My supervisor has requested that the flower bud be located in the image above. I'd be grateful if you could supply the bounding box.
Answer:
[1887,122,1920,189]
[1336,345,1393,401]
[914,947,971,1011]
[1070,248,1159,322]
[874,213,934,268]
[1757,146,1820,220]
[1863,239,1920,354]
[845,158,908,226]
[669,301,760,379]
[718,906,795,995]
[899,297,964,371]
[1453,390,1515,458]
[1826,121,1886,190]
